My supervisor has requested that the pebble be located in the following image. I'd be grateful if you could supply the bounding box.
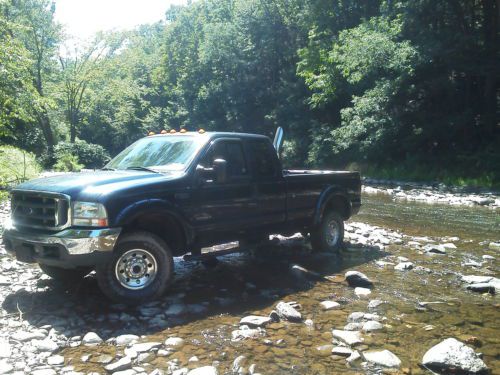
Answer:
[331,347,353,357]
[362,321,384,332]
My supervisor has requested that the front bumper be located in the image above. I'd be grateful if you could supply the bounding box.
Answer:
[2,225,121,268]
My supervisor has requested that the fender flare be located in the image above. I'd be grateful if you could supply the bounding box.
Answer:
[313,186,352,226]
[114,199,195,246]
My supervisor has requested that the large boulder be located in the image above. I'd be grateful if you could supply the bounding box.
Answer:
[422,338,488,374]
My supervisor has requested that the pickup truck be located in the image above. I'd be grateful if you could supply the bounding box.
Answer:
[3,130,361,303]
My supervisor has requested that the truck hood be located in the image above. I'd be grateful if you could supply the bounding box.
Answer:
[14,170,183,200]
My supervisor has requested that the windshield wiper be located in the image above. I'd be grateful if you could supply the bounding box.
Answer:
[101,167,116,171]
[125,166,159,173]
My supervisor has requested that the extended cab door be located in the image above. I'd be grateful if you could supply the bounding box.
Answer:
[193,138,254,237]
[245,138,286,228]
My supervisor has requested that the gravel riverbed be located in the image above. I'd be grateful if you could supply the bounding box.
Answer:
[0,196,498,375]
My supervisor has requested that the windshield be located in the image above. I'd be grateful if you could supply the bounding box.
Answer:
[105,135,208,172]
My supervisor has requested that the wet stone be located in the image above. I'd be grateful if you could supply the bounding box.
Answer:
[331,346,353,357]
[116,335,139,346]
[332,330,363,346]
[130,342,162,353]
[362,321,384,332]
[345,271,373,288]
[105,356,133,372]
[47,355,64,366]
[320,301,341,310]
[82,332,103,346]
[354,287,371,298]
[422,338,488,374]
[187,366,218,375]
[363,350,401,368]
[275,301,302,322]
[239,315,272,327]
[164,337,185,347]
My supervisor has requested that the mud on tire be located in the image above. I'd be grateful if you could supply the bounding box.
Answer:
[96,231,174,304]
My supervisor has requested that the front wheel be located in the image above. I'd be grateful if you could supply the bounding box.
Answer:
[310,211,344,252]
[96,231,173,304]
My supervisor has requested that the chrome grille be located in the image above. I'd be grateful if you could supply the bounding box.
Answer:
[11,191,69,230]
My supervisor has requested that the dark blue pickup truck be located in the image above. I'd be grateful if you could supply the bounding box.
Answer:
[3,130,360,303]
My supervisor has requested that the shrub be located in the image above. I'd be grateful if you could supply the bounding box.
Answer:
[0,146,41,199]
[53,139,110,169]
[53,152,84,172]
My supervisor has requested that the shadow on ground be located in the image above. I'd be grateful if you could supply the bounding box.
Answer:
[2,237,388,341]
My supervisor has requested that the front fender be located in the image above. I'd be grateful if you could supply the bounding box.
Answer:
[113,199,195,244]
[313,186,351,226]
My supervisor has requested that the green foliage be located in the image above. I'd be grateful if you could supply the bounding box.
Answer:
[53,140,110,169]
[0,0,498,187]
[53,152,83,172]
[0,146,41,198]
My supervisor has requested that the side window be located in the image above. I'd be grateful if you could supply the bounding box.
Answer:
[203,140,248,178]
[248,140,277,178]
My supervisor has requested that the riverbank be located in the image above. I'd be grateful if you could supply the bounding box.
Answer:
[0,196,498,374]
[362,178,499,208]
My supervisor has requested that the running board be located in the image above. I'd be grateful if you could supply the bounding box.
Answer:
[183,246,249,261]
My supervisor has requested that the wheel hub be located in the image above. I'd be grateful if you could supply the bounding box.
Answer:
[115,249,157,290]
[325,219,339,247]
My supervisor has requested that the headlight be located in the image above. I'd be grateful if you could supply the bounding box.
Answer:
[72,201,108,227]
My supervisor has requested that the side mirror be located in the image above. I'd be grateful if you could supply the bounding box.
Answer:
[196,158,227,184]
[212,158,227,184]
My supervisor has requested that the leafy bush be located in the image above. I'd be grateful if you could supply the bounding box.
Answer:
[53,140,110,169]
[0,146,41,199]
[53,152,83,172]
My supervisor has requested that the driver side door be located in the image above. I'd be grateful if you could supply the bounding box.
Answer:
[192,138,255,242]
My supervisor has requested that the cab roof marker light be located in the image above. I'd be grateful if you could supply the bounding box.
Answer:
[180,128,187,133]
[198,128,205,134]
[169,129,177,134]
[148,131,155,136]
[160,130,168,134]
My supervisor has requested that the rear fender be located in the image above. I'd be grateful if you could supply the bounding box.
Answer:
[313,186,352,226]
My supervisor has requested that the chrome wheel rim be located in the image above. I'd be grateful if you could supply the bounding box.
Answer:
[325,219,339,247]
[115,249,157,290]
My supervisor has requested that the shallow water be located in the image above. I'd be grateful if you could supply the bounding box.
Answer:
[1,194,499,374]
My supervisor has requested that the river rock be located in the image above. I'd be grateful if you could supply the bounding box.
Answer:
[231,326,265,341]
[368,300,385,309]
[362,321,384,332]
[130,341,162,353]
[331,346,353,356]
[320,301,341,310]
[461,275,492,284]
[33,338,59,352]
[47,355,64,365]
[289,264,320,280]
[0,341,11,358]
[363,350,401,368]
[0,361,13,374]
[347,312,381,323]
[422,338,488,374]
[354,287,371,298]
[345,271,373,287]
[424,244,447,254]
[187,366,218,375]
[240,315,272,327]
[332,330,363,346]
[12,331,46,342]
[394,262,414,271]
[275,301,302,322]
[344,323,363,331]
[105,356,132,372]
[116,334,139,346]
[164,337,185,347]
[82,332,103,346]
[482,255,494,260]
[31,370,57,375]
[466,283,495,293]
[488,242,500,251]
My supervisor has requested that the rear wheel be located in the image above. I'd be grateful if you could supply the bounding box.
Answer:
[96,231,173,304]
[310,211,344,252]
[39,264,92,281]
